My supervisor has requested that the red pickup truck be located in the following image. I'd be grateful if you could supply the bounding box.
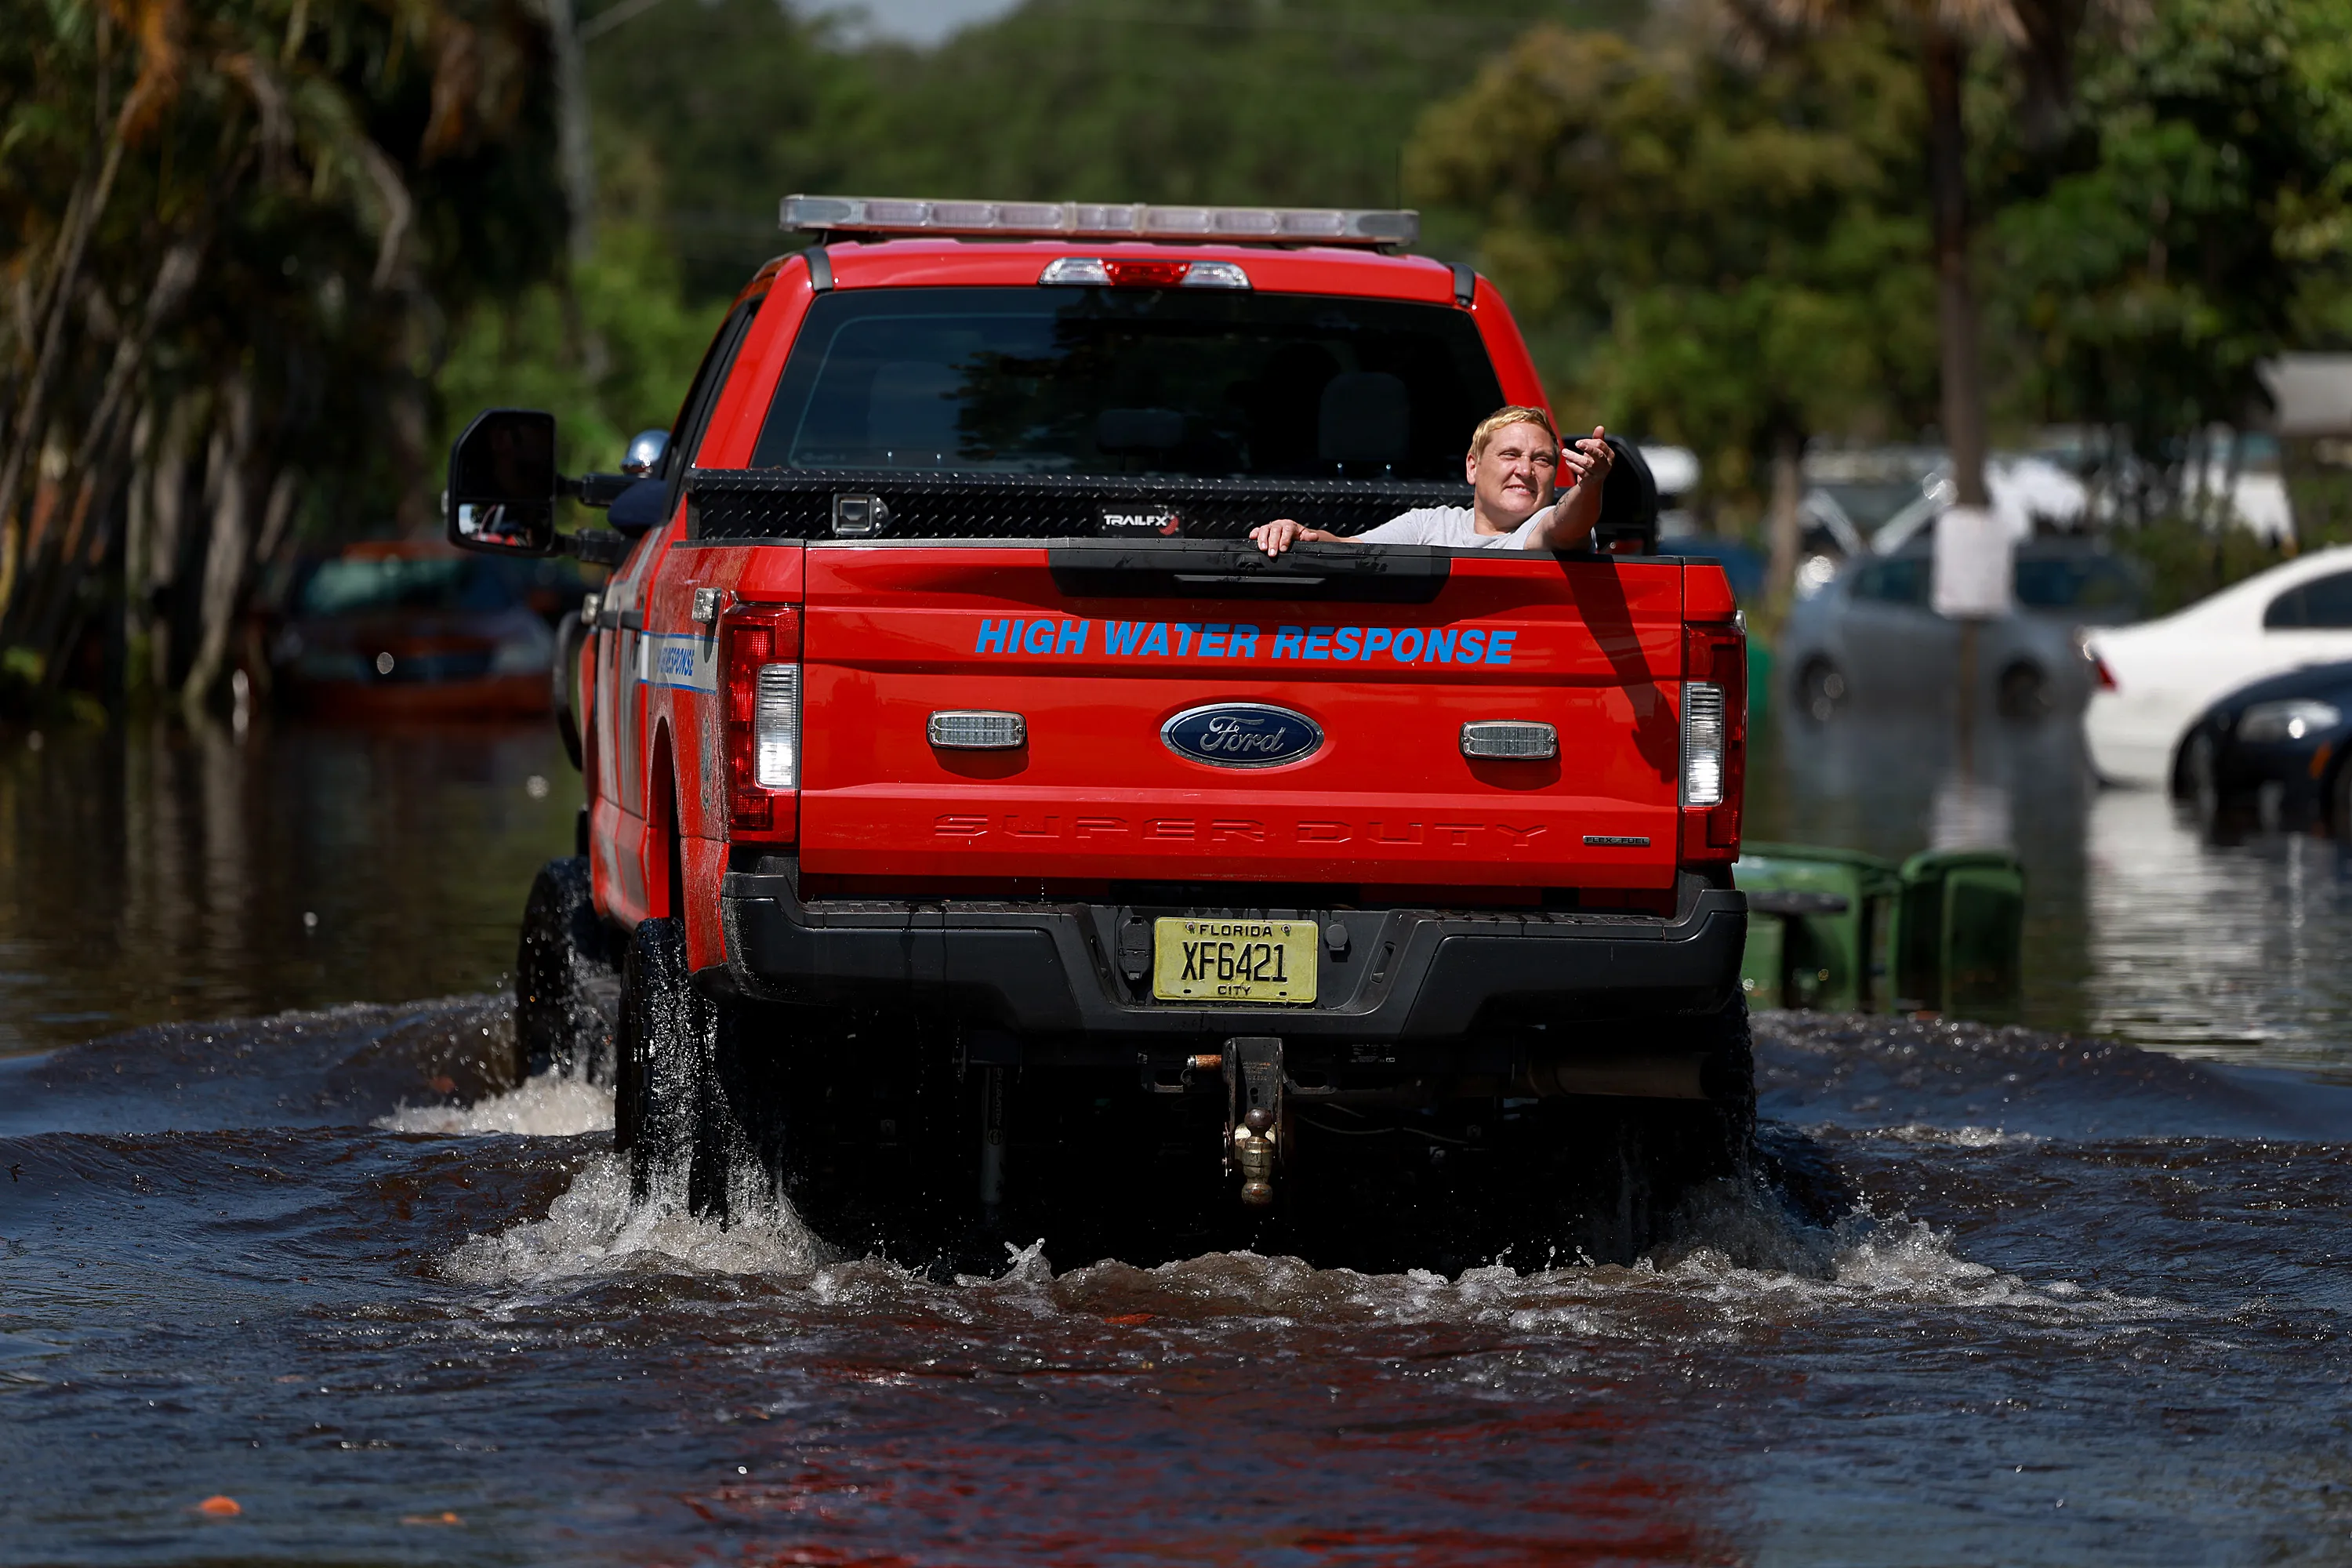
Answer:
[451,197,1751,1267]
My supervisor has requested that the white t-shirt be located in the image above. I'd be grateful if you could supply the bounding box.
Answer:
[1352,504,1555,549]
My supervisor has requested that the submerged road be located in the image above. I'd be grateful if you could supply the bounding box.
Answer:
[0,717,2348,1562]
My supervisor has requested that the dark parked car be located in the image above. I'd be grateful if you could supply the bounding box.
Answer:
[2176,660,2352,834]
[270,542,566,721]
[1780,539,2147,721]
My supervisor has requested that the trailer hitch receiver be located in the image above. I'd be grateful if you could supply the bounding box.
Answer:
[1223,1036,1283,1207]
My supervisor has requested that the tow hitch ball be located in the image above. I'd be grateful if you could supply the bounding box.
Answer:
[1224,1037,1283,1208]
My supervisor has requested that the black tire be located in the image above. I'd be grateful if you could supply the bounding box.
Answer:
[1994,660,2050,720]
[1797,657,1847,721]
[615,916,745,1219]
[1694,994,1759,1160]
[1493,997,1759,1267]
[2331,758,2352,843]
[2182,727,2222,833]
[514,857,619,1084]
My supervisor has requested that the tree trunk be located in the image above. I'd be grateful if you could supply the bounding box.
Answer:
[545,0,597,266]
[1767,426,1804,607]
[1924,27,1989,513]
[145,393,198,695]
[0,131,129,612]
[181,373,253,717]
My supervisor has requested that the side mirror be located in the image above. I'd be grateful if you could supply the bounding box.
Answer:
[622,428,670,478]
[448,408,558,557]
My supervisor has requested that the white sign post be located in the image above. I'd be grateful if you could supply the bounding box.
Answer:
[1934,503,2010,749]
[1932,506,2013,620]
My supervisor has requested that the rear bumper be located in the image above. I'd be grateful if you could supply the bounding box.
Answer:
[717,858,1744,1054]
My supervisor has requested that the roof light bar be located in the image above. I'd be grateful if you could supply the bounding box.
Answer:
[782,194,1417,248]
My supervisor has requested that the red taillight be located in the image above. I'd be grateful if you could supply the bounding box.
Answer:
[1681,621,1747,859]
[2089,648,2118,692]
[723,603,800,835]
[1104,259,1191,287]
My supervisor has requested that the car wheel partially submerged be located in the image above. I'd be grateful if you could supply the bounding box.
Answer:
[2181,728,2223,833]
[1995,661,2050,720]
[1797,658,1848,721]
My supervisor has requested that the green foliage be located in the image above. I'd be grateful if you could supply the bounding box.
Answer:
[583,0,871,299]
[0,0,570,703]
[435,223,724,481]
[2285,459,2352,549]
[1987,0,2352,446]
[2107,512,2288,615]
[581,0,1635,299]
[1406,23,1936,507]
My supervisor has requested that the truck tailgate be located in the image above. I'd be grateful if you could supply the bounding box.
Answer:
[797,543,1688,891]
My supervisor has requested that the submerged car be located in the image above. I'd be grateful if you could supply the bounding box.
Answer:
[2084,545,2352,789]
[273,542,558,720]
[1780,539,2147,721]
[2173,660,2352,833]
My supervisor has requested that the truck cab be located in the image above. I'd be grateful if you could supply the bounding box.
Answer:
[457,197,1751,1271]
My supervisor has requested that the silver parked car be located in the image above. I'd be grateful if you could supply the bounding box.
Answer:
[1781,540,2148,721]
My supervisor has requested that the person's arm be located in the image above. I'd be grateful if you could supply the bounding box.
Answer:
[1247,518,1345,557]
[1518,426,1615,550]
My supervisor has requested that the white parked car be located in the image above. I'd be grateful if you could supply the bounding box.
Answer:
[2083,546,2352,788]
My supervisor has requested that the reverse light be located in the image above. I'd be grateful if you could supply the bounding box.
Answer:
[755,666,799,786]
[2238,699,2342,743]
[785,195,1417,247]
[723,604,801,833]
[1680,620,1748,858]
[1681,686,1726,806]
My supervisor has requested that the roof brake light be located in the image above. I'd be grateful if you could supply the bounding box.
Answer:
[783,194,1416,248]
[1038,258,1252,289]
[1108,259,1191,288]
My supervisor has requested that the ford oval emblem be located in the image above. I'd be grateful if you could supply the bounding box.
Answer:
[1161,702,1323,768]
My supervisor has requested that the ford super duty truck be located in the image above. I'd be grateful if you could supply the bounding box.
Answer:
[448,196,1751,1269]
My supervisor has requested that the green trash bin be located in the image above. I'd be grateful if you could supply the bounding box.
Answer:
[1890,848,2026,1022]
[1733,844,1901,1012]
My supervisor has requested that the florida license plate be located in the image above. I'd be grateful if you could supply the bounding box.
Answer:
[1152,918,1318,1004]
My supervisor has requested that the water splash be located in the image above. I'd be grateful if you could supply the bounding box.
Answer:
[375,1072,615,1137]
[443,1153,822,1287]
[1033,1187,2151,1334]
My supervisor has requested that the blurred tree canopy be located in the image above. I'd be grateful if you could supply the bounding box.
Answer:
[1989,0,2352,451]
[0,0,564,709]
[9,0,2352,707]
[583,0,1639,299]
[1406,0,2352,544]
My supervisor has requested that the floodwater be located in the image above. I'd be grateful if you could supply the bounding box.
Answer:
[5,715,2352,1564]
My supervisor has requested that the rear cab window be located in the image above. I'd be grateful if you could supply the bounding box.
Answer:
[750,286,1503,488]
